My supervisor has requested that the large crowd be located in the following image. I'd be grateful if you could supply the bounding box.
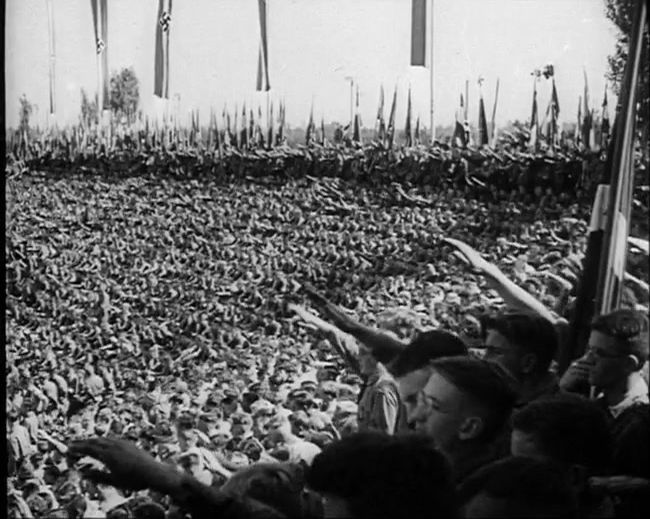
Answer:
[5,132,650,518]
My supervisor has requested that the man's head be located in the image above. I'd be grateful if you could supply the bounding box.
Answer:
[587,309,649,389]
[459,457,578,519]
[481,312,558,382]
[390,330,468,428]
[511,394,612,474]
[231,413,253,438]
[357,345,379,377]
[412,357,517,454]
[306,432,459,519]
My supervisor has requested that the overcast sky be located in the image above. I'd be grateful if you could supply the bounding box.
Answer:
[6,0,620,130]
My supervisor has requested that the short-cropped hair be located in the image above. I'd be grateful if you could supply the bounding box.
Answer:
[307,432,459,519]
[430,356,518,441]
[591,309,650,365]
[481,311,558,374]
[512,394,613,472]
[391,330,468,378]
[458,456,578,519]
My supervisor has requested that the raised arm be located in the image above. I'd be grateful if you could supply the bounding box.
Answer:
[67,438,281,519]
[444,238,559,324]
[303,286,407,364]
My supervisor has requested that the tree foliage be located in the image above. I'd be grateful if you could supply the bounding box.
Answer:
[109,67,140,124]
[604,0,649,135]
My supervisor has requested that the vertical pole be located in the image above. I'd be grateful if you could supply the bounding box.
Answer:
[429,0,434,143]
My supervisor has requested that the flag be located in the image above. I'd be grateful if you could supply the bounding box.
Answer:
[581,71,592,148]
[256,0,270,91]
[575,95,582,147]
[549,78,560,146]
[46,0,56,115]
[154,0,172,98]
[404,87,413,147]
[276,101,284,145]
[267,102,274,148]
[305,104,315,145]
[601,87,610,148]
[410,0,426,66]
[320,117,326,145]
[464,80,469,122]
[353,86,361,143]
[375,85,385,141]
[386,86,398,148]
[414,116,420,145]
[241,104,248,148]
[249,108,256,147]
[490,78,500,146]
[478,91,489,146]
[90,0,109,109]
[529,83,539,151]
[453,93,466,147]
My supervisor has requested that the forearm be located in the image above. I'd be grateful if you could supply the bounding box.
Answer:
[346,323,407,365]
[483,269,557,323]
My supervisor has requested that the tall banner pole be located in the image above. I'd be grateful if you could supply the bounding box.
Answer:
[429,0,434,143]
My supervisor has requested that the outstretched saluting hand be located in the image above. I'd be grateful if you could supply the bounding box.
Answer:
[67,438,182,493]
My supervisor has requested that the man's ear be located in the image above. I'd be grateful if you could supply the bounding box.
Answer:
[458,416,484,441]
[520,352,537,375]
[624,355,640,372]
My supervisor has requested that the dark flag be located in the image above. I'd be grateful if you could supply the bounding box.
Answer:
[376,85,385,141]
[414,116,420,145]
[528,77,539,151]
[320,116,326,145]
[386,86,398,148]
[353,86,361,143]
[575,95,582,148]
[305,105,315,145]
[410,0,426,66]
[601,87,610,148]
[154,0,172,98]
[267,102,274,148]
[404,87,413,147]
[581,71,593,149]
[276,101,285,145]
[90,0,110,108]
[453,93,466,148]
[549,78,560,147]
[478,91,489,146]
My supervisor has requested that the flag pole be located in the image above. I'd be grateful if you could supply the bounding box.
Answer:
[266,0,270,129]
[429,0,435,144]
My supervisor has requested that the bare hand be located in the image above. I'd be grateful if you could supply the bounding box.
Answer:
[304,286,358,333]
[559,356,594,392]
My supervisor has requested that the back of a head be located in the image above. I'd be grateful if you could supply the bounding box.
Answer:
[390,330,468,378]
[512,394,612,472]
[306,432,459,519]
[222,462,315,518]
[459,456,579,519]
[481,311,558,375]
[591,309,650,367]
[430,356,518,442]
